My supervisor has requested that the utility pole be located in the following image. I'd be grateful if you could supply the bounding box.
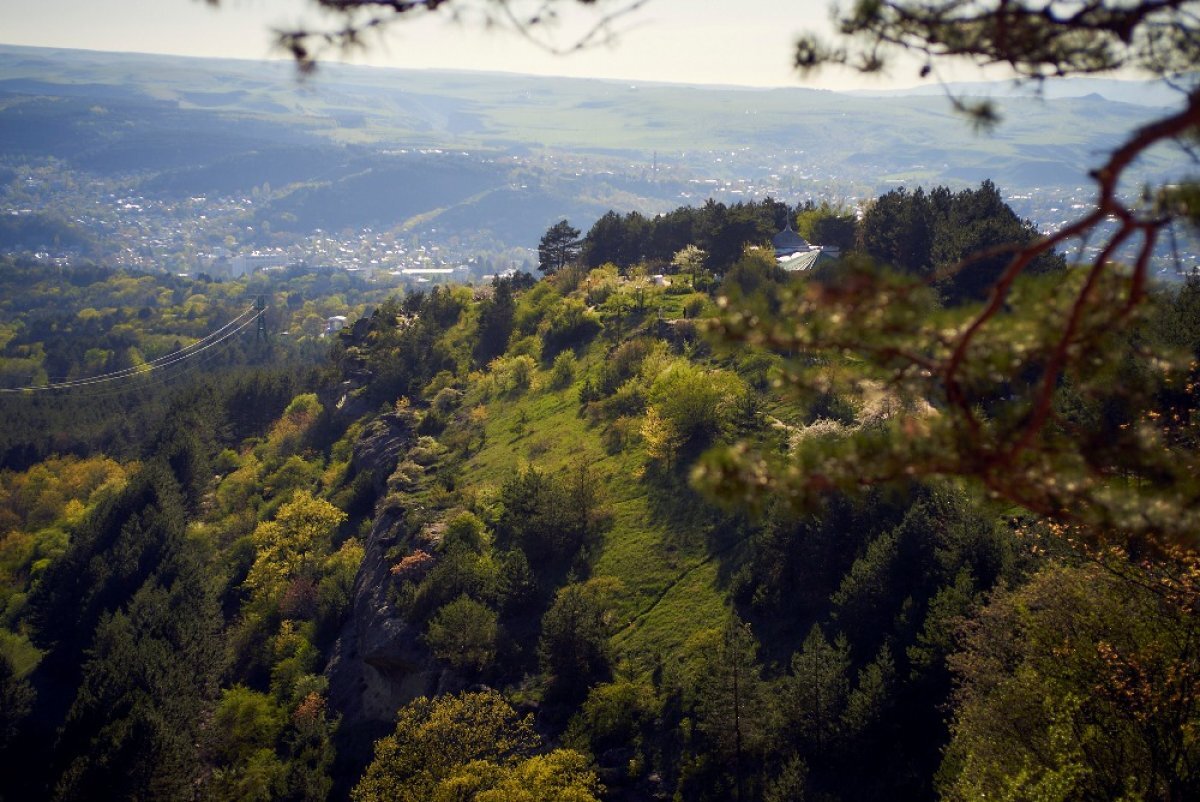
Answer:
[255,295,268,343]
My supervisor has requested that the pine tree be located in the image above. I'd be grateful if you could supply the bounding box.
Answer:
[537,220,581,275]
[695,616,769,802]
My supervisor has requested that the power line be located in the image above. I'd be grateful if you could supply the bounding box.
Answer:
[37,307,257,384]
[0,307,264,394]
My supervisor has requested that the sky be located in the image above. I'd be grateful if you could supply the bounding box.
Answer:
[0,0,970,90]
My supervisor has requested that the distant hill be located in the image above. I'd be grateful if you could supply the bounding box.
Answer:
[847,76,1191,107]
[0,44,1192,246]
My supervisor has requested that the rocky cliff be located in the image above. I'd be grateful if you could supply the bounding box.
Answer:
[324,410,462,776]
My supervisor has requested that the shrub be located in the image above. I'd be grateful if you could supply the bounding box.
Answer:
[583,264,620,306]
[489,354,537,395]
[387,460,425,492]
[513,282,559,337]
[549,351,577,390]
[552,264,589,295]
[508,354,536,392]
[682,293,709,319]
[408,436,446,467]
[736,351,779,391]
[441,511,487,554]
[565,678,660,755]
[542,299,601,357]
[430,386,463,415]
[352,690,540,802]
[507,334,542,361]
[609,338,658,386]
[538,578,623,703]
[494,463,608,576]
[646,360,748,452]
[408,550,502,622]
[425,595,499,673]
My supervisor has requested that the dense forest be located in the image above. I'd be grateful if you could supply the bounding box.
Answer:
[1,181,1198,802]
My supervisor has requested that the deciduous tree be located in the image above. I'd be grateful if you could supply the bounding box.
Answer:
[941,556,1200,802]
[353,690,539,802]
[245,490,347,604]
[425,594,499,672]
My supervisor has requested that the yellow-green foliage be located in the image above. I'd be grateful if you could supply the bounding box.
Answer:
[488,354,537,395]
[645,359,748,450]
[457,337,731,665]
[565,677,661,753]
[263,393,323,459]
[435,749,602,802]
[0,455,132,626]
[442,511,487,553]
[318,536,365,622]
[209,685,287,766]
[245,490,347,604]
[215,452,265,528]
[542,298,601,354]
[941,559,1200,802]
[425,594,498,672]
[268,620,325,704]
[583,264,620,306]
[0,454,130,534]
[549,350,577,389]
[353,690,540,802]
[355,688,600,801]
[640,406,681,465]
[513,282,560,338]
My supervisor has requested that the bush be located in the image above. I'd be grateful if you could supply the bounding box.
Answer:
[583,264,620,306]
[494,463,608,577]
[549,351,577,390]
[408,436,446,467]
[408,550,502,622]
[552,264,589,295]
[425,595,499,673]
[507,334,542,361]
[542,299,601,357]
[352,690,539,802]
[430,386,463,415]
[510,354,536,392]
[441,511,487,554]
[682,293,710,319]
[593,379,647,420]
[565,678,660,755]
[609,338,658,387]
[647,360,748,449]
[387,459,425,492]
[539,578,622,703]
[489,354,538,395]
[513,282,559,337]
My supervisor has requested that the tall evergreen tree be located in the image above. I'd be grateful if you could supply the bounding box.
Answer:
[695,616,770,802]
[20,462,225,800]
[537,220,581,274]
[51,563,224,801]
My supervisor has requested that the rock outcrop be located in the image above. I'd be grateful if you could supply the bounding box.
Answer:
[325,409,465,780]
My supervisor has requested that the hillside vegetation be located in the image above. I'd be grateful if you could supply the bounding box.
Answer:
[1,185,1199,802]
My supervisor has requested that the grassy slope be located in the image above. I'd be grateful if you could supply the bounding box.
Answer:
[455,335,732,666]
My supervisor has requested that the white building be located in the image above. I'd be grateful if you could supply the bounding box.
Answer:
[229,252,289,278]
[325,315,349,336]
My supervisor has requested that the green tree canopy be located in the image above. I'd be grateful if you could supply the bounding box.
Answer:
[425,594,499,673]
[941,556,1200,802]
[245,490,347,604]
[537,220,582,275]
[538,578,620,702]
[352,690,540,802]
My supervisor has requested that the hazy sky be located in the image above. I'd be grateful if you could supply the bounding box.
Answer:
[0,0,963,90]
